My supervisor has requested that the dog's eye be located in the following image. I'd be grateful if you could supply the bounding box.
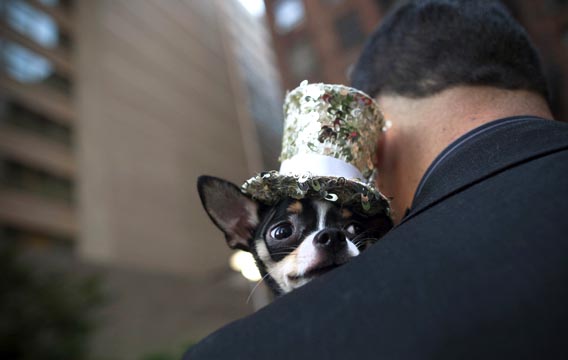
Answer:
[270,223,294,240]
[345,223,361,235]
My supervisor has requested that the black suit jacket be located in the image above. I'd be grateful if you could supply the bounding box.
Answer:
[184,117,568,359]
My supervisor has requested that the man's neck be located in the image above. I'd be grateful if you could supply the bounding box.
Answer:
[376,86,553,224]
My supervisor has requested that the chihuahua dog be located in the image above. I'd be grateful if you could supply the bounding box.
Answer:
[197,175,392,295]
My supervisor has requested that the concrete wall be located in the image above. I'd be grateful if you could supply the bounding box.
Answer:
[89,261,253,360]
[28,250,254,360]
[73,0,267,357]
[75,0,256,276]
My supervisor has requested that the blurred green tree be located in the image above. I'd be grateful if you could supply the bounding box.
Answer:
[0,244,104,360]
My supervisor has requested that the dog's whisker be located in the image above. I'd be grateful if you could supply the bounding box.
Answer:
[246,268,279,304]
[353,238,375,248]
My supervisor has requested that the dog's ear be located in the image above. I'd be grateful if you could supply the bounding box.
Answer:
[197,175,259,251]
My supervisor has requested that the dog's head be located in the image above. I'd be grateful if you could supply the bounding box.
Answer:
[197,175,392,295]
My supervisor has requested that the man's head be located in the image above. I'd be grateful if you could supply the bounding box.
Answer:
[351,0,548,100]
[351,0,552,222]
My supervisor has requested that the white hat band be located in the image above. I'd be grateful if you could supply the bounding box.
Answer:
[279,154,364,180]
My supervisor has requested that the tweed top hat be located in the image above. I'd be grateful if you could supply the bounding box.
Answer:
[242,81,390,216]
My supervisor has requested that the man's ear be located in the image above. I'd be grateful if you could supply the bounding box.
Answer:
[197,175,259,251]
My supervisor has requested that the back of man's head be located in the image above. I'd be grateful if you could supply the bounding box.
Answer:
[351,0,549,101]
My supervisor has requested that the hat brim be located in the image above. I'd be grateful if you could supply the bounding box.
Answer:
[241,171,390,216]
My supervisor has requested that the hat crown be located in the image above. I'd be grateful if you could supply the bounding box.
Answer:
[280,81,385,180]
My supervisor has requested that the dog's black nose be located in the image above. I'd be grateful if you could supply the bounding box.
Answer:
[314,229,346,253]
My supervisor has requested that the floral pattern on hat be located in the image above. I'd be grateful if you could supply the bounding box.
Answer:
[280,81,385,179]
[242,170,390,216]
[241,81,390,215]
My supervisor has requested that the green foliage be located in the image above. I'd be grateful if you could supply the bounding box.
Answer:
[0,244,104,360]
[140,341,195,360]
[141,353,177,360]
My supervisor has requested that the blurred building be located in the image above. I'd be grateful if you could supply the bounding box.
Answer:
[499,0,568,121]
[1,0,282,359]
[222,0,284,170]
[264,0,568,121]
[264,0,385,91]
[1,0,77,253]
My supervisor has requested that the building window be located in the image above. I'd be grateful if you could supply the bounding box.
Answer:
[374,0,397,11]
[43,72,73,95]
[5,0,59,48]
[1,41,73,94]
[321,0,344,6]
[38,0,60,6]
[0,99,73,146]
[274,0,305,34]
[58,31,74,51]
[40,0,75,12]
[335,11,366,49]
[288,39,318,83]
[0,224,74,251]
[1,160,74,203]
[1,41,54,83]
[545,0,568,11]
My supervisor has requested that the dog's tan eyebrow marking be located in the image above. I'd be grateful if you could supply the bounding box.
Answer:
[341,208,353,219]
[287,201,303,214]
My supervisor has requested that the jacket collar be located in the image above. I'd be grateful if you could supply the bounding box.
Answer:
[399,117,568,226]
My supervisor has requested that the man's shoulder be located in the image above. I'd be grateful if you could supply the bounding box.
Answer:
[183,119,568,360]
[400,121,568,238]
[406,118,568,223]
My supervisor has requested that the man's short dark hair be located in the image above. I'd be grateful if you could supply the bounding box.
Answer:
[351,0,549,100]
